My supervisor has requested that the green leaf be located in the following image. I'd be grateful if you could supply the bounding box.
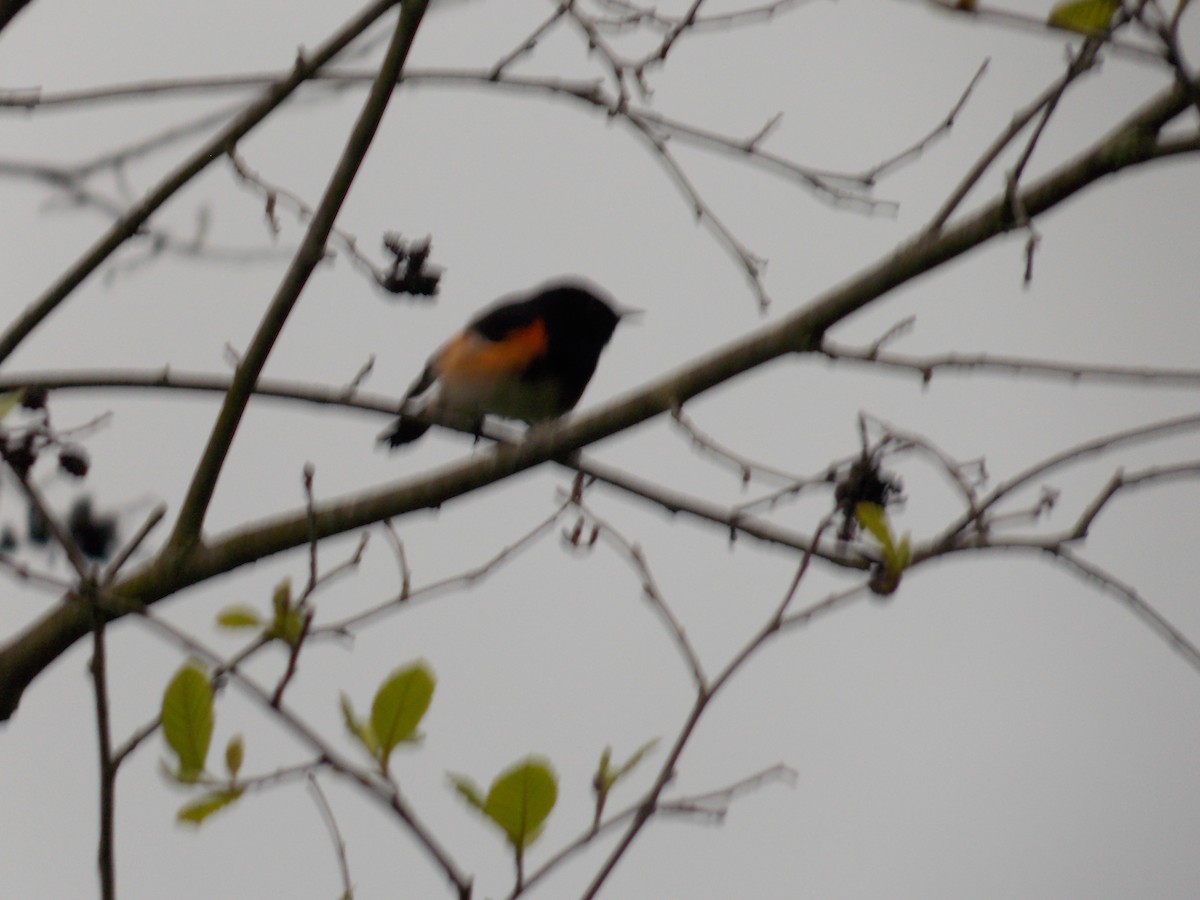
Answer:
[215,605,263,630]
[266,578,304,645]
[161,661,214,781]
[340,692,377,758]
[267,608,306,646]
[370,662,435,768]
[854,502,893,549]
[271,577,292,612]
[1048,0,1120,34]
[597,738,658,792]
[0,390,24,422]
[447,773,487,811]
[224,734,244,781]
[594,746,613,791]
[177,788,243,826]
[483,757,558,850]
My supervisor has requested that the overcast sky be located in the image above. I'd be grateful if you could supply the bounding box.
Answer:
[2,1,1199,898]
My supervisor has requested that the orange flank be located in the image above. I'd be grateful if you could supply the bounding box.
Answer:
[437,320,549,382]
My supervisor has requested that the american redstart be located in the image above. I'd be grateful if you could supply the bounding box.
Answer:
[379,279,635,447]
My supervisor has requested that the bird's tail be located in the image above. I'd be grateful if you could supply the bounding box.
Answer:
[378,417,430,448]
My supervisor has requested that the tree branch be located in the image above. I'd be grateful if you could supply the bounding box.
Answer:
[1,73,1196,721]
[0,0,404,367]
[167,0,430,549]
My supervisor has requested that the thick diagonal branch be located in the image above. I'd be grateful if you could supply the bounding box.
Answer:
[0,75,1195,722]
[168,0,429,548]
[0,0,403,366]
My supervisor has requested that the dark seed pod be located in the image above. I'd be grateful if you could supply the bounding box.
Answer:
[58,446,90,478]
[20,386,48,410]
[68,497,118,560]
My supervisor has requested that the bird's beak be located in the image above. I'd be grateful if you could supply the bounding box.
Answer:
[615,304,644,322]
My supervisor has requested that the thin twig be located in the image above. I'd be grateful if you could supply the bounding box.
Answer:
[858,58,990,182]
[581,509,844,898]
[570,497,708,689]
[489,3,571,78]
[909,0,1163,62]
[938,411,1200,545]
[672,406,809,488]
[514,759,796,897]
[1052,547,1200,674]
[168,0,431,549]
[102,504,166,583]
[926,39,1103,232]
[621,111,771,307]
[13,473,92,579]
[0,553,76,591]
[4,75,1197,720]
[111,716,162,769]
[0,368,870,567]
[318,501,570,634]
[862,413,984,524]
[270,609,314,708]
[308,774,356,900]
[226,150,395,287]
[121,603,472,897]
[0,0,406,366]
[89,599,116,900]
[658,763,797,821]
[822,341,1200,387]
[381,519,412,599]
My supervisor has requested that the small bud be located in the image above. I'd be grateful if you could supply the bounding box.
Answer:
[20,386,48,410]
[58,446,90,478]
[4,434,37,479]
[68,496,118,560]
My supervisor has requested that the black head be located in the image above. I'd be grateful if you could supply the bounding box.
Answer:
[502,279,632,412]
[526,280,626,350]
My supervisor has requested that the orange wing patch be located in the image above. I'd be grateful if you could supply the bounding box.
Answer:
[437,320,548,382]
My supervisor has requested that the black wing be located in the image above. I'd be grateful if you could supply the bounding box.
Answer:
[378,361,438,447]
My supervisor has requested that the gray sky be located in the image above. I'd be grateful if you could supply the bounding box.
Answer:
[2,1,1199,898]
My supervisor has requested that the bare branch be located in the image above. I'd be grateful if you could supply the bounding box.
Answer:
[102,504,166,584]
[672,406,809,488]
[570,498,708,689]
[862,413,985,523]
[938,411,1200,546]
[822,340,1200,387]
[0,0,406,366]
[90,611,116,900]
[168,1,431,549]
[926,39,1103,232]
[619,110,772,307]
[908,0,1165,61]
[659,763,797,821]
[121,605,472,897]
[0,552,75,592]
[308,775,356,900]
[12,472,92,580]
[592,0,807,32]
[0,158,288,269]
[3,73,1196,720]
[1052,547,1200,675]
[0,368,869,566]
[226,150,399,288]
[859,58,990,183]
[318,501,570,634]
[111,717,162,770]
[489,4,571,78]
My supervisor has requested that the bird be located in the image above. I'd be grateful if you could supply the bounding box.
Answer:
[379,279,634,448]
